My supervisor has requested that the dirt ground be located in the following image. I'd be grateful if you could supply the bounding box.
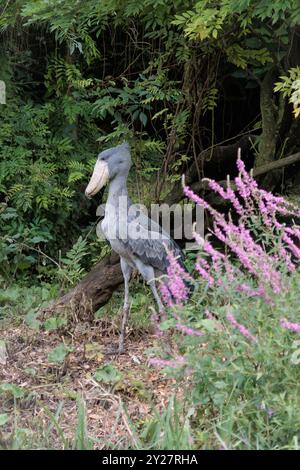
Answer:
[0,317,179,449]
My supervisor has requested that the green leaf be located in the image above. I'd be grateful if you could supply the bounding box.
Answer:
[0,383,25,398]
[94,364,123,384]
[214,380,227,389]
[0,288,19,303]
[24,310,41,330]
[48,343,73,364]
[139,112,147,127]
[212,392,226,406]
[159,317,177,331]
[24,367,37,377]
[0,414,9,426]
[198,319,217,332]
[31,235,48,244]
[44,316,67,331]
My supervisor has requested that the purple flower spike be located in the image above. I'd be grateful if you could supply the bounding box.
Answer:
[280,318,300,333]
[226,312,257,343]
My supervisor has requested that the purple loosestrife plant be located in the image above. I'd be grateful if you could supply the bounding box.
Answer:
[175,322,204,336]
[159,247,193,307]
[182,151,300,298]
[152,151,299,372]
[226,312,257,343]
[280,318,300,334]
[149,156,300,448]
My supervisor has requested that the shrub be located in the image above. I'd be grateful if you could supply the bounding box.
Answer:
[0,101,96,281]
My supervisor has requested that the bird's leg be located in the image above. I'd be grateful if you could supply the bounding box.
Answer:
[106,258,132,355]
[133,261,171,349]
[118,302,129,354]
[148,279,165,318]
[134,261,165,318]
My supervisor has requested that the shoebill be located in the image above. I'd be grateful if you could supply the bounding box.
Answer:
[85,142,189,353]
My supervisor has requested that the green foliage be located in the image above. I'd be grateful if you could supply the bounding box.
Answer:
[0,283,58,322]
[0,414,9,426]
[174,1,300,39]
[48,343,73,364]
[56,236,89,287]
[43,316,67,331]
[225,44,272,70]
[24,310,41,330]
[173,0,298,71]
[94,364,123,384]
[202,86,218,114]
[156,267,300,449]
[91,72,180,131]
[73,395,93,450]
[275,67,300,118]
[0,393,93,449]
[0,100,95,280]
[0,203,52,279]
[0,2,194,281]
[0,383,26,399]
[45,57,93,97]
[140,396,193,450]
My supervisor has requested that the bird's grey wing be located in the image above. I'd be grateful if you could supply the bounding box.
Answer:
[122,212,185,272]
[137,211,186,264]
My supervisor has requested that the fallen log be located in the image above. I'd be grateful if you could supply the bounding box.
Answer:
[252,152,300,177]
[189,151,300,193]
[46,252,123,316]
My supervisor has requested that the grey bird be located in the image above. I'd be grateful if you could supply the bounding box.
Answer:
[85,142,189,353]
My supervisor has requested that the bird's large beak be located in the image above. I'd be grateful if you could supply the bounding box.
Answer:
[85,160,109,198]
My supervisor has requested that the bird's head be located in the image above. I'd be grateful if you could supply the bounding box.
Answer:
[85,142,131,198]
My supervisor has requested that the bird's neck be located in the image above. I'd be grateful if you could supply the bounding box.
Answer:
[107,174,129,207]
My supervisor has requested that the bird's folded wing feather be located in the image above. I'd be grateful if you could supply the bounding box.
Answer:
[121,211,185,272]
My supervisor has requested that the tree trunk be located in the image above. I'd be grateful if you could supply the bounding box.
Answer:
[256,67,278,168]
